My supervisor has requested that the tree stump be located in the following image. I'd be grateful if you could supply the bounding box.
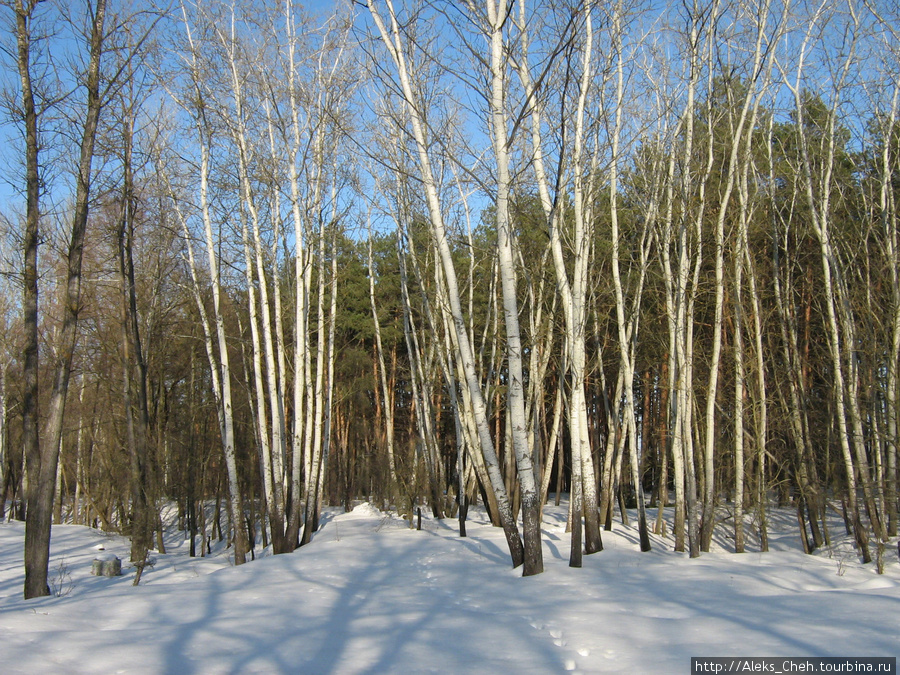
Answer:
[91,554,122,577]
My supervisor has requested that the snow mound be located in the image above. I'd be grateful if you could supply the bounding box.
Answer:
[349,502,382,518]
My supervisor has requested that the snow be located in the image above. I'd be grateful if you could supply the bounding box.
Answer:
[0,502,898,674]
[347,501,384,519]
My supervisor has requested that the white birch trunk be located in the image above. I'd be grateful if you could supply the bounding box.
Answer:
[301,204,329,545]
[484,0,542,575]
[699,7,768,550]
[878,86,899,537]
[315,224,339,524]
[219,21,288,552]
[656,128,687,551]
[367,221,399,491]
[284,4,313,546]
[264,99,290,516]
[200,141,247,564]
[367,0,525,569]
[398,227,442,516]
[512,0,601,557]
[784,5,878,558]
[174,6,249,566]
[608,2,652,551]
[732,13,778,549]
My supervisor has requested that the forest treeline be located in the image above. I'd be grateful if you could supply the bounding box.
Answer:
[1,0,899,595]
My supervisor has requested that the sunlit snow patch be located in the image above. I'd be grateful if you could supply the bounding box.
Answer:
[348,502,383,518]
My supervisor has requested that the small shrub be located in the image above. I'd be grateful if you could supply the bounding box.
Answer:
[51,559,76,597]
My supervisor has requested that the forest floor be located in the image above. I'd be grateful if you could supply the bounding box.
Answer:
[0,499,898,674]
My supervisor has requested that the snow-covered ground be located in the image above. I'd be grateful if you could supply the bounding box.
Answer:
[0,501,897,674]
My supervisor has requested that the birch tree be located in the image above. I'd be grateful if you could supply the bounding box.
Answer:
[606,0,654,553]
[475,0,543,574]
[366,0,528,571]
[510,0,603,562]
[216,12,289,552]
[779,0,882,561]
[651,0,722,556]
[695,0,780,553]
[867,12,899,537]
[166,1,250,564]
